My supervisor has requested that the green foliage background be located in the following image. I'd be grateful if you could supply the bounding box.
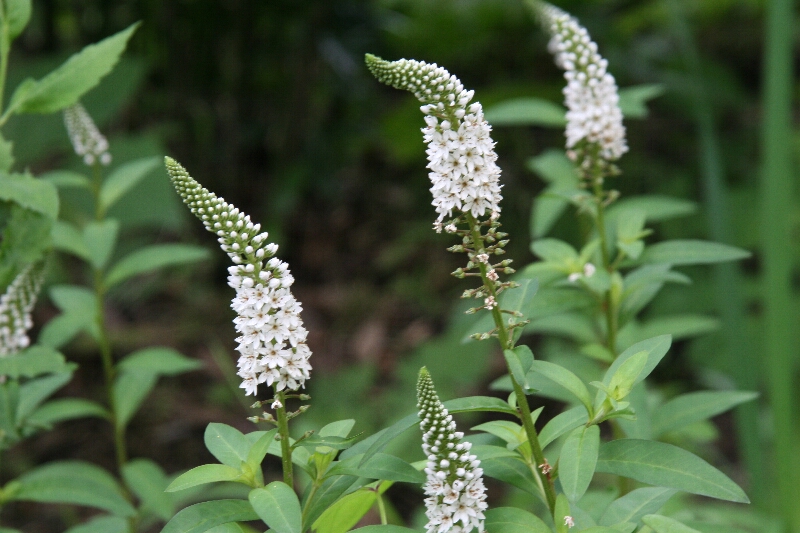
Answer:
[7,0,798,530]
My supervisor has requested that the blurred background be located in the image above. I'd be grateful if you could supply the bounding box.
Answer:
[5,0,798,531]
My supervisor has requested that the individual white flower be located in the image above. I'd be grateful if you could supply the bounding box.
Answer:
[366,55,503,224]
[63,103,112,166]
[166,157,312,396]
[0,263,45,357]
[536,3,627,168]
[417,367,487,533]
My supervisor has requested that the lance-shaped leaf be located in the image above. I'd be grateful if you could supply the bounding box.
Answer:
[638,240,750,266]
[161,499,259,533]
[530,360,593,415]
[599,487,676,527]
[651,391,758,437]
[559,425,600,502]
[98,156,160,215]
[249,482,302,533]
[484,507,551,533]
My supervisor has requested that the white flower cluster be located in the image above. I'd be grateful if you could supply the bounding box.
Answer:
[366,55,502,228]
[63,103,112,166]
[417,368,487,533]
[0,263,44,357]
[165,157,311,396]
[539,3,627,165]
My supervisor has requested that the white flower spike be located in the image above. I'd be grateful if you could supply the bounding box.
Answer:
[165,157,312,396]
[63,103,112,166]
[418,367,487,533]
[0,263,45,356]
[366,55,502,226]
[536,2,627,170]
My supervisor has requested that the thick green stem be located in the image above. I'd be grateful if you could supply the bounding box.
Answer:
[275,389,293,487]
[592,181,617,356]
[465,214,556,512]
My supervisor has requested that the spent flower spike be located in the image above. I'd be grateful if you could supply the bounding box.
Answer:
[165,157,311,396]
[418,367,487,533]
[63,103,112,166]
[366,54,502,226]
[536,2,627,171]
[0,263,45,356]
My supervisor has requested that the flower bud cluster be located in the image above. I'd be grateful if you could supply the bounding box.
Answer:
[417,367,487,533]
[63,103,112,166]
[166,157,311,396]
[0,263,44,356]
[537,3,627,173]
[366,55,502,226]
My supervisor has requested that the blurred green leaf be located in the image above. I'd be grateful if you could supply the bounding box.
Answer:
[26,398,109,426]
[8,23,139,115]
[0,345,69,378]
[112,370,156,429]
[0,174,55,218]
[104,243,209,287]
[83,219,119,271]
[0,133,13,172]
[607,196,697,223]
[16,371,72,421]
[161,499,259,533]
[51,220,90,259]
[598,487,676,527]
[121,459,175,520]
[652,391,758,437]
[40,170,90,190]
[4,0,32,40]
[639,240,750,266]
[118,346,201,376]
[618,85,665,118]
[596,440,749,503]
[249,482,302,533]
[62,515,128,533]
[13,461,135,516]
[98,156,160,215]
[484,507,550,533]
[642,514,702,533]
[485,97,566,127]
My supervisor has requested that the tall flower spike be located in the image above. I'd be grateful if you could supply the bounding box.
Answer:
[0,263,45,356]
[417,367,487,533]
[63,103,112,166]
[366,55,502,230]
[165,157,312,396]
[536,2,627,172]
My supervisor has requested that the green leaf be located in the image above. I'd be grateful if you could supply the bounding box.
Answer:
[539,406,588,448]
[294,434,358,450]
[205,423,251,468]
[4,0,32,40]
[0,345,69,378]
[326,453,424,483]
[38,312,94,348]
[301,475,359,528]
[617,84,664,118]
[604,336,672,388]
[9,23,139,114]
[249,482,302,533]
[559,425,600,502]
[105,243,209,287]
[639,240,750,266]
[246,428,279,467]
[349,527,420,533]
[312,487,377,533]
[161,499,259,533]
[636,315,720,342]
[607,196,696,223]
[604,351,648,401]
[596,439,749,503]
[26,398,109,426]
[16,371,72,420]
[99,156,161,214]
[465,279,539,341]
[642,515,702,533]
[531,238,579,264]
[485,97,566,127]
[0,173,59,219]
[319,419,356,438]
[554,494,572,533]
[599,488,676,527]
[527,150,580,238]
[40,170,91,190]
[49,284,96,313]
[62,515,128,533]
[529,360,592,415]
[651,391,758,437]
[83,219,119,271]
[0,133,13,173]
[480,454,538,495]
[112,370,156,430]
[503,349,531,391]
[52,220,90,260]
[13,461,135,516]
[484,507,551,533]
[118,346,202,375]
[166,464,243,492]
[471,420,525,448]
[121,458,175,520]
[0,206,51,280]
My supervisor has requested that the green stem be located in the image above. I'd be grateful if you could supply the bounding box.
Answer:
[376,485,387,525]
[592,181,617,356]
[0,4,10,118]
[275,389,293,487]
[465,213,556,513]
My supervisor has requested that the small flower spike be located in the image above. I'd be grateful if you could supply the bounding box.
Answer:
[165,157,312,396]
[63,103,112,166]
[366,55,502,226]
[535,2,627,172]
[0,263,45,356]
[418,367,487,533]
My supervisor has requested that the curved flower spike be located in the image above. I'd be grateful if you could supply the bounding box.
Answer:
[165,157,312,396]
[0,262,45,356]
[63,103,112,166]
[366,55,502,230]
[535,2,627,171]
[418,367,487,533]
